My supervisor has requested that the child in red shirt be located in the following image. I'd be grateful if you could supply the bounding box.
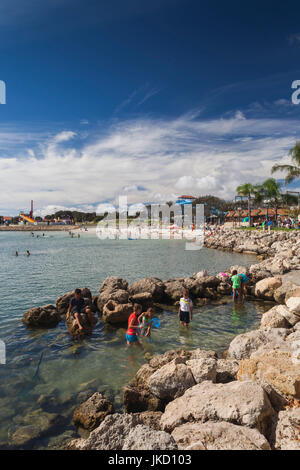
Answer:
[126,303,142,346]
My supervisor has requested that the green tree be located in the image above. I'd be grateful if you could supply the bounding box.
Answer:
[271,141,300,184]
[236,183,256,225]
[254,178,298,221]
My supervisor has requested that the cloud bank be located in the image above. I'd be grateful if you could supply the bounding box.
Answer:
[0,111,299,215]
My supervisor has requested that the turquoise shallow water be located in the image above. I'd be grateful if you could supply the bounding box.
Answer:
[0,231,269,449]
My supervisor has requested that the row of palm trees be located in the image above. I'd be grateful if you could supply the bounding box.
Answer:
[236,142,300,225]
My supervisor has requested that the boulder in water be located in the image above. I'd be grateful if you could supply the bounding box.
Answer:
[73,392,114,431]
[22,304,60,328]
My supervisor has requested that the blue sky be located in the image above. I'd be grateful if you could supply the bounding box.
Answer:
[0,0,300,215]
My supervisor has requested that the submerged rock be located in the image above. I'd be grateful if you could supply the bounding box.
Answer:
[73,392,114,431]
[10,409,66,448]
[22,304,60,328]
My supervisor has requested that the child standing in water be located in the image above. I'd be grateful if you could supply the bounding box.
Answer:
[126,303,142,346]
[231,270,241,302]
[138,307,154,338]
[178,289,193,327]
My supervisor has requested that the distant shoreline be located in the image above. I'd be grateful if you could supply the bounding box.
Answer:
[0,225,80,232]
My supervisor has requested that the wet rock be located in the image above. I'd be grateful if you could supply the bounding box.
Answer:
[171,421,271,450]
[66,312,97,338]
[160,380,275,437]
[123,385,165,413]
[163,278,185,303]
[10,409,65,448]
[22,304,60,328]
[73,392,114,431]
[275,407,300,450]
[99,276,128,293]
[97,289,129,312]
[127,277,165,304]
[130,292,154,309]
[122,425,177,450]
[102,300,133,324]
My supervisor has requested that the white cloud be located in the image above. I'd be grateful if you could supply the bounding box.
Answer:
[0,112,299,215]
[53,131,77,143]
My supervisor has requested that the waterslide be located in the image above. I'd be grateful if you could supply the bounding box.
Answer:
[20,214,35,224]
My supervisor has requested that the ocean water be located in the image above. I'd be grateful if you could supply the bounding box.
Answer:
[0,231,269,449]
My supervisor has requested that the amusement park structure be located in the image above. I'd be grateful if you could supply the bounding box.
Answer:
[20,200,35,224]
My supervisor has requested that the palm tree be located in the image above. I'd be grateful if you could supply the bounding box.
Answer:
[255,178,298,221]
[236,183,256,226]
[271,141,300,184]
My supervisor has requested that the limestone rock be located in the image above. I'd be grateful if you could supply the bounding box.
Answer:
[160,380,275,437]
[286,296,300,316]
[216,359,239,383]
[274,282,297,304]
[99,276,128,293]
[254,277,282,300]
[22,304,60,328]
[147,358,196,401]
[97,289,129,312]
[73,392,114,431]
[67,413,167,450]
[237,350,300,399]
[122,425,177,450]
[66,312,97,338]
[56,288,92,315]
[102,300,133,324]
[227,327,290,360]
[260,305,291,329]
[275,407,300,450]
[128,277,165,302]
[186,357,217,384]
[171,421,271,450]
